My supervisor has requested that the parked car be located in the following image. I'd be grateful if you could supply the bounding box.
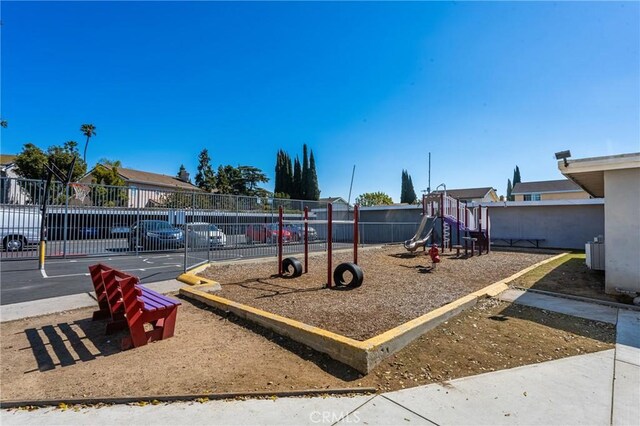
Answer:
[183,222,227,248]
[0,208,43,251]
[245,223,292,244]
[284,224,319,242]
[110,224,131,237]
[129,220,184,251]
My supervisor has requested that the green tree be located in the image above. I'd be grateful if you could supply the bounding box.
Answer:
[513,166,521,186]
[355,191,393,207]
[80,124,96,164]
[237,165,269,196]
[0,119,7,128]
[14,143,48,179]
[301,144,309,200]
[176,164,191,183]
[292,157,302,199]
[195,149,216,192]
[307,149,320,200]
[216,165,231,194]
[90,161,128,206]
[400,170,417,204]
[15,141,86,181]
[506,179,513,201]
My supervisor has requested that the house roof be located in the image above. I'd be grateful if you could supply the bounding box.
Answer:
[0,154,16,165]
[512,179,582,194]
[83,164,200,191]
[430,187,496,200]
[319,197,348,204]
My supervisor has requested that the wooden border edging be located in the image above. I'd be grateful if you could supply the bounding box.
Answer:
[181,252,570,374]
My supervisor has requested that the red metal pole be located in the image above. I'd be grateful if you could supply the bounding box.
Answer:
[304,206,309,274]
[278,206,283,276]
[353,204,359,265]
[327,203,333,288]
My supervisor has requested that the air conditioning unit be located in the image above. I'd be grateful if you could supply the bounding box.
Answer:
[585,240,605,271]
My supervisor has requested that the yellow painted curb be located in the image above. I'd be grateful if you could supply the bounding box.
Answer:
[180,252,570,373]
[177,273,219,286]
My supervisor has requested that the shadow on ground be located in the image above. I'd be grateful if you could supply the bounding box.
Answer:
[23,319,122,373]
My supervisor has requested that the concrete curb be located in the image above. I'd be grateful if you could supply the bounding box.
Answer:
[0,387,377,409]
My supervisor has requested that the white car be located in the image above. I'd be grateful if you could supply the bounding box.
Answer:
[185,222,227,248]
[0,207,43,251]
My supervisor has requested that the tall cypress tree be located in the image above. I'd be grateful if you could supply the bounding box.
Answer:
[506,179,513,201]
[284,152,293,197]
[292,157,302,200]
[406,174,417,204]
[301,144,309,200]
[513,166,521,186]
[308,150,320,200]
[274,150,283,194]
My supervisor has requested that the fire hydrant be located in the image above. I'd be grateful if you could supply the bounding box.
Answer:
[427,244,441,269]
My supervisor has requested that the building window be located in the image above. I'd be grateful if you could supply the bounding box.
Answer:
[523,194,541,201]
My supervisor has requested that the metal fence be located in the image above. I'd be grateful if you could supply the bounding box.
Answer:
[0,177,422,267]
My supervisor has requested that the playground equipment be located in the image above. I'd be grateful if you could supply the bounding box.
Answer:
[405,190,491,256]
[427,243,441,269]
[277,203,364,288]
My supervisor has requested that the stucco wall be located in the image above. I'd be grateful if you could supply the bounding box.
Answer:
[604,168,640,293]
[514,191,589,201]
[485,203,604,249]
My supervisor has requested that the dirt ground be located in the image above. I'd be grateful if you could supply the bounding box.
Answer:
[0,297,614,401]
[510,253,630,304]
[200,246,555,339]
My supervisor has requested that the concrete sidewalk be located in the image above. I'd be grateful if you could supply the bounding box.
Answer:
[1,286,638,425]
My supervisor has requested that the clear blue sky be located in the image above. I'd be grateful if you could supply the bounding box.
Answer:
[2,1,638,201]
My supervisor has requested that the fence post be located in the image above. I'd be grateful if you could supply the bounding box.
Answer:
[63,183,69,258]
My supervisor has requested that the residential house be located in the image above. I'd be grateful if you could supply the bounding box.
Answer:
[430,187,499,204]
[512,179,590,201]
[0,154,29,204]
[559,152,640,295]
[80,164,201,208]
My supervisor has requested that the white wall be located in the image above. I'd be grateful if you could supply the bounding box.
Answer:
[604,168,640,294]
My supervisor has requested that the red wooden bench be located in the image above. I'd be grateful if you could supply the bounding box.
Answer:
[88,263,180,349]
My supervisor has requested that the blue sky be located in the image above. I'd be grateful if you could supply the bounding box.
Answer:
[2,1,638,201]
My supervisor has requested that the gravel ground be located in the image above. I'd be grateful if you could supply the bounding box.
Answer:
[201,246,556,340]
[0,298,614,401]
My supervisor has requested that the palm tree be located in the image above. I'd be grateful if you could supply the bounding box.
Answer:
[80,124,96,164]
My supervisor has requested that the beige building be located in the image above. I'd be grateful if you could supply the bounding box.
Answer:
[559,152,640,295]
[80,164,201,207]
[512,179,590,201]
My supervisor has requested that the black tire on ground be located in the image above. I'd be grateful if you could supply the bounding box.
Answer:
[333,262,364,288]
[281,257,303,278]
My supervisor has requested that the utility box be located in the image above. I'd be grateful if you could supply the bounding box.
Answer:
[586,240,605,271]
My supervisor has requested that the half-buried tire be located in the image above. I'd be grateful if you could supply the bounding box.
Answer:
[281,257,303,278]
[333,262,364,288]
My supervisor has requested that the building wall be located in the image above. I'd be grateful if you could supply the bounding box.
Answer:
[485,203,604,249]
[604,168,640,293]
[514,191,589,201]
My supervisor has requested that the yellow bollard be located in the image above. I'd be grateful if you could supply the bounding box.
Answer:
[38,241,46,270]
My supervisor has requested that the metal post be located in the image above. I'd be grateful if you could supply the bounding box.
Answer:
[486,207,491,254]
[278,206,283,276]
[422,193,426,216]
[478,206,483,256]
[456,199,460,248]
[353,204,359,265]
[63,183,69,258]
[183,210,189,272]
[38,173,52,270]
[440,192,444,248]
[304,206,309,274]
[327,203,333,288]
